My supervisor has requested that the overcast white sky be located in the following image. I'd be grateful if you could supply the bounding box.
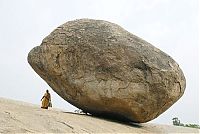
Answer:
[0,0,199,125]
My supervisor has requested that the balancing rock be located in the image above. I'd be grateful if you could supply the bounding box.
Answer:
[28,19,186,123]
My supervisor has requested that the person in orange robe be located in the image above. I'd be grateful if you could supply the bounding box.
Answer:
[41,90,51,109]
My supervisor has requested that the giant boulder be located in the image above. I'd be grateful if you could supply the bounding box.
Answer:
[28,19,186,123]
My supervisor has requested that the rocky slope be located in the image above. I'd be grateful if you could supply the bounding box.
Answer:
[0,97,198,133]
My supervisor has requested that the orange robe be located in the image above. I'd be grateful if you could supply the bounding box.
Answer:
[41,92,51,109]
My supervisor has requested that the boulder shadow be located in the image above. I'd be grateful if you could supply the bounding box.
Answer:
[62,111,143,128]
[90,113,143,128]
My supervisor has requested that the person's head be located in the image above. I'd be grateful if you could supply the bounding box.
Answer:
[46,90,49,93]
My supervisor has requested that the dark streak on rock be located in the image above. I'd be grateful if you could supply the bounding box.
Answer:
[57,121,74,129]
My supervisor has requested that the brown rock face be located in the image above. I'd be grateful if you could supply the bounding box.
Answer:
[28,19,186,123]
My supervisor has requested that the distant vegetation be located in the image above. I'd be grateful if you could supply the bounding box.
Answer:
[172,117,200,129]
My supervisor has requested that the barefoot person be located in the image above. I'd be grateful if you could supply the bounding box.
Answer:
[41,90,51,109]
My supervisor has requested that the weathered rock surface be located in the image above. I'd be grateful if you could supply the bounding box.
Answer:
[28,19,186,123]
